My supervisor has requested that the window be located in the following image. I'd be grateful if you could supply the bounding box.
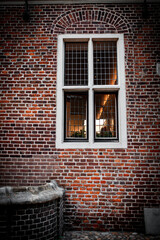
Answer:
[94,92,118,140]
[56,34,127,148]
[65,92,88,140]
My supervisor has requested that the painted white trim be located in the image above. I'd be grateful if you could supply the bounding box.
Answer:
[62,86,90,91]
[60,34,124,40]
[56,34,127,149]
[93,85,120,90]
[88,38,94,145]
[56,36,64,145]
[1,0,159,5]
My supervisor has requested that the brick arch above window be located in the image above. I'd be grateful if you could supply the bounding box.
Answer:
[65,22,117,34]
[51,8,131,34]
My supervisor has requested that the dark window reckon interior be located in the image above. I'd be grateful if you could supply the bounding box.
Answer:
[65,92,88,140]
[65,42,88,86]
[94,41,117,85]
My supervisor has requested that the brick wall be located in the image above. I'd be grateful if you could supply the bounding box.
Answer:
[0,200,62,240]
[0,2,160,232]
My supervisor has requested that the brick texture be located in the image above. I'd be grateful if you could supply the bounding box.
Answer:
[0,199,63,240]
[0,3,160,232]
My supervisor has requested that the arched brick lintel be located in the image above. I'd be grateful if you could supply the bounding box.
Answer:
[52,8,131,34]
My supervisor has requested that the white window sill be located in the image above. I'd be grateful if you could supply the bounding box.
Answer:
[56,141,127,149]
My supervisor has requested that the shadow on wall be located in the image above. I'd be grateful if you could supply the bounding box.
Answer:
[0,181,64,240]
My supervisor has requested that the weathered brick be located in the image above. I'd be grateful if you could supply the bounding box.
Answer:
[0,2,160,233]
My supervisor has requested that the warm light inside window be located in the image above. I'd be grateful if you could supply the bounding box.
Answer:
[93,41,117,85]
[65,93,87,139]
[95,93,117,139]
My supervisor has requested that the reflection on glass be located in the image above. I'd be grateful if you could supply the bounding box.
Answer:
[94,41,117,85]
[95,93,117,139]
[65,93,87,139]
[65,42,88,86]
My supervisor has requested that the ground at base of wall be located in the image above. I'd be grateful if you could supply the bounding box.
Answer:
[61,231,160,240]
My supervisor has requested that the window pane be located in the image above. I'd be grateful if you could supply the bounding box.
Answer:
[94,41,117,85]
[65,93,87,139]
[95,93,117,139]
[65,42,88,86]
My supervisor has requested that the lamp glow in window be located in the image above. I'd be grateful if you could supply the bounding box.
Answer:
[65,92,88,140]
[95,93,117,139]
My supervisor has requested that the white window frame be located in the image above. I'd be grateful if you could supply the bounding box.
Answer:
[56,34,127,148]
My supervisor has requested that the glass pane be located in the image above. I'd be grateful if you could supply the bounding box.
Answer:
[95,93,117,139]
[65,93,87,139]
[65,42,88,86]
[94,41,117,85]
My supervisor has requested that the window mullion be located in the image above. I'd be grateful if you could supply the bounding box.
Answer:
[88,38,94,144]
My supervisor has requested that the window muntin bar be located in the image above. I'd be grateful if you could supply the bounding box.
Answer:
[93,41,117,85]
[95,93,118,139]
[65,42,88,86]
[65,92,88,140]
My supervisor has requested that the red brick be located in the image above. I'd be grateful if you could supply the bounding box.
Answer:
[0,2,159,233]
